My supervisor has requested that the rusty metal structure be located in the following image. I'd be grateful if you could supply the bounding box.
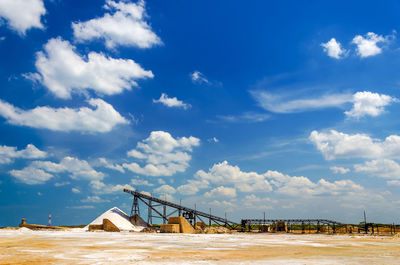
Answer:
[124,188,393,234]
[123,188,241,228]
[241,218,344,233]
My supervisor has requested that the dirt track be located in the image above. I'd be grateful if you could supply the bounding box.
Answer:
[1,229,400,264]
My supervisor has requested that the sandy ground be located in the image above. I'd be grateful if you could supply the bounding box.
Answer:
[0,229,400,264]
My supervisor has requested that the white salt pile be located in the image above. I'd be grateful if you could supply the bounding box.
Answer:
[86,207,145,232]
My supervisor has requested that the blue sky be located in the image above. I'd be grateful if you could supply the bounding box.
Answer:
[1,0,400,226]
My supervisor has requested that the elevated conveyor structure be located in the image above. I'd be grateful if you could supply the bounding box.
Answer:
[242,218,345,233]
[123,188,241,229]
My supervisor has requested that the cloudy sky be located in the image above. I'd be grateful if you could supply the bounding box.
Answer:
[1,0,400,226]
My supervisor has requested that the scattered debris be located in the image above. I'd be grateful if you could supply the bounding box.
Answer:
[140,227,156,233]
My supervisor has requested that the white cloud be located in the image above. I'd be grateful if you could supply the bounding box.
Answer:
[251,90,396,117]
[210,200,235,208]
[154,184,176,195]
[98,158,125,173]
[321,38,347,59]
[72,188,81,193]
[123,131,200,176]
[0,144,47,164]
[72,0,161,49]
[274,176,362,196]
[179,161,362,198]
[251,90,352,113]
[204,186,236,198]
[158,178,166,185]
[33,38,153,99]
[153,93,191,110]
[140,191,152,197]
[0,0,45,35]
[68,205,95,209]
[130,178,154,186]
[190,71,209,84]
[354,159,400,179]
[194,161,272,193]
[90,180,134,194]
[330,166,350,174]
[387,180,400,186]
[11,157,104,185]
[345,91,397,118]
[54,181,70,187]
[0,98,129,133]
[9,167,53,185]
[217,112,270,123]
[310,130,400,160]
[81,195,109,203]
[352,32,388,58]
[241,195,276,210]
[34,157,104,181]
[207,137,219,143]
[177,179,209,195]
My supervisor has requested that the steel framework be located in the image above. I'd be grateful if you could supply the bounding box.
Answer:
[241,218,345,233]
[123,188,241,228]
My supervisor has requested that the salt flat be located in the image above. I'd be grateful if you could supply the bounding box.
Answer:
[0,229,400,264]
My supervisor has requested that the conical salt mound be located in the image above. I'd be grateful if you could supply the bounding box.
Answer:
[85,207,144,232]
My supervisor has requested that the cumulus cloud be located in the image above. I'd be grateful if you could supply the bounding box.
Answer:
[0,98,129,133]
[0,0,46,35]
[251,90,396,117]
[90,180,134,194]
[72,0,161,49]
[130,178,154,186]
[204,186,236,198]
[154,184,176,195]
[310,130,400,160]
[34,157,104,181]
[274,176,362,196]
[153,93,191,109]
[345,91,397,118]
[178,161,362,198]
[190,71,209,84]
[32,38,153,99]
[210,200,235,208]
[177,179,209,195]
[330,166,350,174]
[72,188,81,193]
[321,38,347,59]
[9,167,53,185]
[98,158,125,173]
[123,131,200,176]
[354,159,400,179]
[10,157,104,185]
[352,32,388,58]
[194,161,272,193]
[241,194,276,210]
[0,144,47,164]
